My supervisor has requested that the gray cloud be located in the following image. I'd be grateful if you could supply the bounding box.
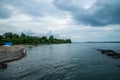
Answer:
[0,7,11,19]
[4,0,46,17]
[0,0,60,19]
[0,0,120,41]
[0,0,12,19]
[1,0,120,26]
[54,0,120,26]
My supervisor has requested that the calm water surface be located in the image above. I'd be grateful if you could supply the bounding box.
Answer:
[0,43,120,80]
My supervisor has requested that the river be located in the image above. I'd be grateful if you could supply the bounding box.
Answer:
[0,43,120,80]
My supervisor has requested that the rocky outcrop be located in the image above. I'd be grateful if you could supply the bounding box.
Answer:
[0,48,26,63]
[97,49,120,59]
[0,47,26,69]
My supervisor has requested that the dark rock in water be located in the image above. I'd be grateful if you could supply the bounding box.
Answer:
[117,65,120,68]
[112,56,119,58]
[97,49,120,59]
[0,63,7,69]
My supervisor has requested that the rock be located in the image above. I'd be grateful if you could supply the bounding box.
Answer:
[97,49,120,59]
[112,56,119,58]
[0,63,7,69]
[117,65,120,68]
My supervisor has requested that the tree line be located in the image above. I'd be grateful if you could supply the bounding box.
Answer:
[0,32,71,45]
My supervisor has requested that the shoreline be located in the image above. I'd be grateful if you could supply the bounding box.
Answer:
[0,48,26,63]
[0,45,30,69]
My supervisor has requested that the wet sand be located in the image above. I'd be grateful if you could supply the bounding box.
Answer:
[0,45,29,68]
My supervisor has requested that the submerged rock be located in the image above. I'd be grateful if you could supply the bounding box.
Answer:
[117,65,120,68]
[0,63,7,69]
[97,49,120,59]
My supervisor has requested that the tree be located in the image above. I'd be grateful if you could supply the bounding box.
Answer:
[13,33,19,38]
[66,39,72,43]
[49,35,54,43]
[49,35,54,40]
[41,36,48,43]
[0,35,3,40]
[0,32,72,45]
[21,33,26,37]
[3,32,13,38]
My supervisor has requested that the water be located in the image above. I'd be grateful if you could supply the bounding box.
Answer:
[0,43,120,80]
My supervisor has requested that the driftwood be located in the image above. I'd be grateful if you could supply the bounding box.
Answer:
[97,49,120,58]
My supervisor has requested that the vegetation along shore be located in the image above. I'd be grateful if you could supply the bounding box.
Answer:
[0,32,72,45]
[0,32,72,69]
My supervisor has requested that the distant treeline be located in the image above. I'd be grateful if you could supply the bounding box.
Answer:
[0,32,71,45]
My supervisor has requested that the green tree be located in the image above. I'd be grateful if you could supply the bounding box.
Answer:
[3,32,13,38]
[66,39,72,43]
[49,35,54,43]
[13,33,19,38]
[21,33,26,37]
[49,35,54,40]
[41,36,48,43]
[0,32,72,45]
[0,35,3,40]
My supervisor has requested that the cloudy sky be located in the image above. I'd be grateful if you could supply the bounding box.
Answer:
[0,0,120,42]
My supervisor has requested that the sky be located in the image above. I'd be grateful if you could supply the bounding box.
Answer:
[0,0,120,42]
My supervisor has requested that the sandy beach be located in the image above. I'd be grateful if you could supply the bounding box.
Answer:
[0,45,28,68]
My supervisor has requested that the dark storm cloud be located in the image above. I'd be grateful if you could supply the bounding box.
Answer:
[53,0,120,26]
[1,0,120,26]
